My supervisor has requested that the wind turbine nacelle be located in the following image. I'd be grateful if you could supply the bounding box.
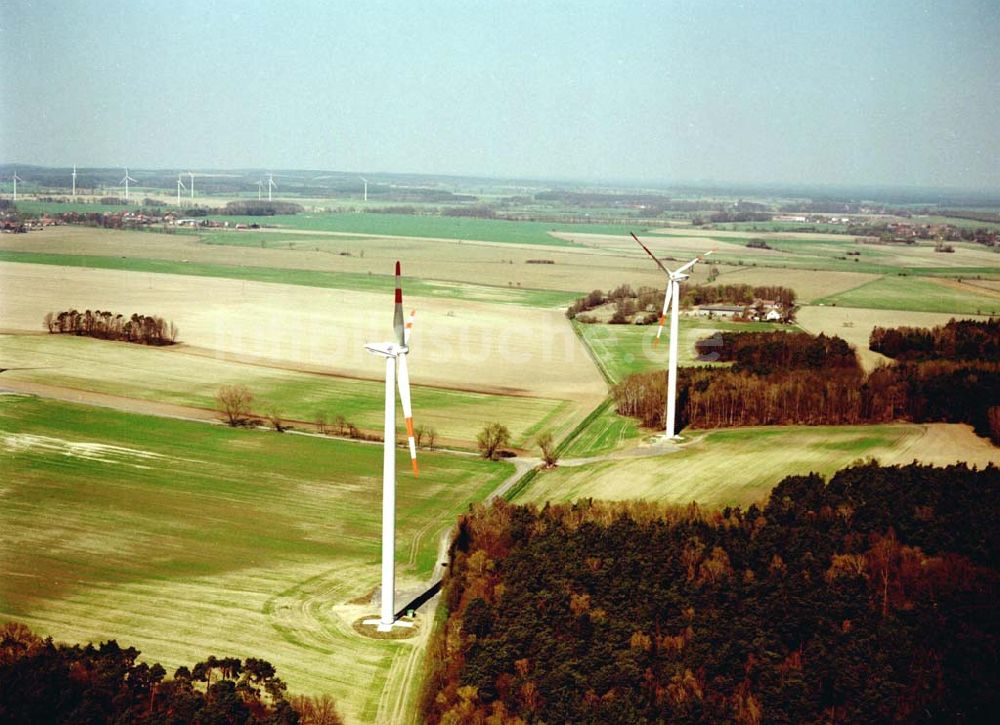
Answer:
[365,342,407,358]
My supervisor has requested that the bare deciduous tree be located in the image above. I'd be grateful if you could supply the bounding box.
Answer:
[477,422,511,460]
[216,384,253,426]
[266,405,286,432]
[536,430,558,467]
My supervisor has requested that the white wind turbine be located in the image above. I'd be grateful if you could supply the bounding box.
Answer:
[187,172,195,199]
[359,176,368,202]
[176,174,187,206]
[363,261,419,632]
[267,173,277,201]
[72,165,77,197]
[631,232,713,440]
[256,179,264,200]
[11,171,23,202]
[120,167,137,202]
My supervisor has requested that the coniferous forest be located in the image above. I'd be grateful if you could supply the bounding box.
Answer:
[421,463,1000,723]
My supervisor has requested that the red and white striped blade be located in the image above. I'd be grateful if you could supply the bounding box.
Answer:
[404,309,416,346]
[396,353,419,476]
[653,281,672,347]
[393,261,405,347]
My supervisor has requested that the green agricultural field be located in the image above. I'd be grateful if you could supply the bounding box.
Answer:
[515,423,999,508]
[204,212,645,247]
[558,401,641,459]
[814,275,1000,315]
[0,335,570,449]
[0,395,512,722]
[575,318,783,383]
[0,251,577,308]
[645,229,1000,277]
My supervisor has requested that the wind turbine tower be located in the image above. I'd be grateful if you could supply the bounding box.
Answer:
[631,232,713,440]
[267,173,277,202]
[188,172,195,199]
[176,174,187,206]
[256,179,264,201]
[360,176,368,202]
[363,262,419,632]
[72,165,77,197]
[11,171,23,202]
[120,168,137,202]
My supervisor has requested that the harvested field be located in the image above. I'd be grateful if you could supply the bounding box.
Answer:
[0,395,512,722]
[794,305,993,370]
[0,334,571,448]
[0,262,607,413]
[516,423,1000,507]
[0,225,671,294]
[710,267,879,303]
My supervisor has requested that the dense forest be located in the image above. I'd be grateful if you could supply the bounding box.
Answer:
[870,318,1000,362]
[696,331,857,375]
[44,309,177,345]
[0,623,343,723]
[614,331,1000,443]
[421,463,1000,723]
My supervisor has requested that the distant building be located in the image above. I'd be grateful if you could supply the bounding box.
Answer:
[696,304,746,318]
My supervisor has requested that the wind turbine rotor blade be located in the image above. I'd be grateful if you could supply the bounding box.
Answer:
[393,261,405,346]
[403,309,416,347]
[675,249,714,276]
[653,280,673,347]
[396,354,419,476]
[630,232,672,275]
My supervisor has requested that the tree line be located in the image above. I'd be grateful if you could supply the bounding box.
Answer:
[44,309,177,346]
[0,622,343,723]
[421,462,1000,723]
[870,317,1000,361]
[614,331,1000,443]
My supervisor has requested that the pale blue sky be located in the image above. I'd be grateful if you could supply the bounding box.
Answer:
[2,0,998,188]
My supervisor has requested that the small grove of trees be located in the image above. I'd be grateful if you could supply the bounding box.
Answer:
[696,331,859,375]
[44,309,177,346]
[566,283,797,322]
[477,423,511,460]
[0,622,327,723]
[870,317,1000,362]
[216,385,254,426]
[222,200,304,216]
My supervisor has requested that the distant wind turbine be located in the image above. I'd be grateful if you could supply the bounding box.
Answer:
[176,174,187,206]
[11,171,23,202]
[72,165,77,197]
[257,179,264,200]
[631,232,714,439]
[360,176,368,202]
[120,168,137,202]
[267,173,277,202]
[362,262,419,632]
[188,172,195,199]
